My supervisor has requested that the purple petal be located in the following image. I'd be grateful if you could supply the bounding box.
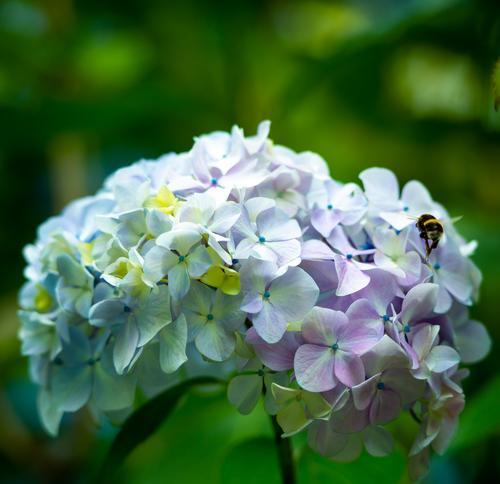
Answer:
[410,324,439,363]
[330,394,369,433]
[400,283,439,325]
[301,239,335,261]
[361,335,410,375]
[334,350,365,387]
[352,374,379,410]
[294,344,336,392]
[339,300,383,355]
[334,256,371,296]
[246,327,301,371]
[311,208,342,238]
[302,307,348,346]
[369,389,401,424]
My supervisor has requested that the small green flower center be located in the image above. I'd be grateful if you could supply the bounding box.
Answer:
[178,255,185,263]
[404,324,411,333]
[207,313,214,321]
[327,203,333,210]
[377,382,385,390]
[263,291,271,299]
[433,263,441,271]
[346,253,353,260]
[331,343,339,351]
[258,236,266,243]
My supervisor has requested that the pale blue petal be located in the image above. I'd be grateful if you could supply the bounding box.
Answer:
[159,314,188,373]
[186,246,212,278]
[167,263,190,300]
[136,285,172,346]
[113,319,139,374]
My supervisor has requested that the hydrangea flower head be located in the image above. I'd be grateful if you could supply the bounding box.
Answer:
[19,121,490,479]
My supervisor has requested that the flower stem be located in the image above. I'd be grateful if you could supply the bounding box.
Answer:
[270,415,296,484]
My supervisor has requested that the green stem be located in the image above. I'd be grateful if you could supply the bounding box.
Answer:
[270,415,296,484]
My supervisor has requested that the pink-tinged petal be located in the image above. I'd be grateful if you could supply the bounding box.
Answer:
[410,324,440,362]
[329,434,363,462]
[301,260,338,293]
[294,344,336,392]
[334,256,370,297]
[311,208,342,238]
[345,298,379,326]
[246,327,301,371]
[343,299,384,354]
[361,335,410,375]
[383,368,425,405]
[252,302,287,344]
[432,417,460,455]
[334,350,365,387]
[302,307,347,346]
[308,421,349,457]
[455,319,491,363]
[401,338,420,370]
[369,389,401,424]
[353,270,400,315]
[359,168,399,205]
[400,283,439,325]
[327,226,356,255]
[352,374,379,410]
[330,394,369,433]
[426,345,460,373]
[301,239,335,261]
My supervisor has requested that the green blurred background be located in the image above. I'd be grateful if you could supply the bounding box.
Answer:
[0,0,499,482]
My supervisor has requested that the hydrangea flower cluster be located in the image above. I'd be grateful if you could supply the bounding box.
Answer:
[19,121,490,479]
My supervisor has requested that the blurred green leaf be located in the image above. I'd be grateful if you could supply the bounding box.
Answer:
[298,446,406,484]
[122,386,272,483]
[494,58,500,111]
[451,376,500,450]
[220,437,281,484]
[98,376,222,480]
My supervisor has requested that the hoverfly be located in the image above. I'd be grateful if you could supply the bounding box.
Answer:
[407,213,462,260]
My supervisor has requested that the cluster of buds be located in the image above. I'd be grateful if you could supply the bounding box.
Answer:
[19,122,490,478]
